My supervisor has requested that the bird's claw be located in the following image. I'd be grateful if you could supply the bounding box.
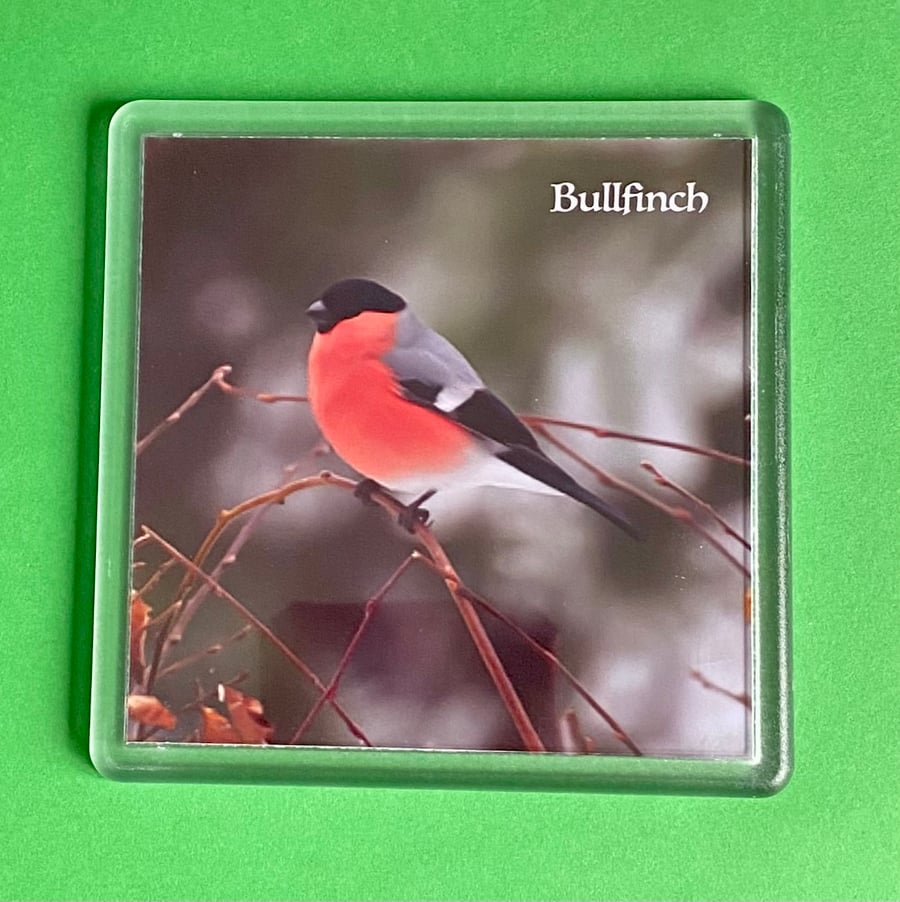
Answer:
[397,505,430,534]
[355,481,434,532]
[353,478,382,507]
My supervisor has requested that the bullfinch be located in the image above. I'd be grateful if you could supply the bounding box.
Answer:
[306,279,638,537]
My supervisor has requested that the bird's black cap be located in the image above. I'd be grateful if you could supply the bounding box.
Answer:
[307,279,406,333]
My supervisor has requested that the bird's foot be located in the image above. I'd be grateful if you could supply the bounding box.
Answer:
[397,489,436,534]
[353,478,383,507]
[397,504,431,534]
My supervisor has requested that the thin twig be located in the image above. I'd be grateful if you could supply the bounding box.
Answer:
[166,443,327,650]
[135,556,179,600]
[154,471,544,752]
[157,624,253,680]
[153,369,745,470]
[521,415,749,467]
[363,492,545,753]
[211,373,746,468]
[533,423,750,579]
[290,553,419,744]
[141,600,183,710]
[464,585,642,755]
[164,491,280,649]
[641,460,750,550]
[216,374,307,405]
[145,604,182,631]
[329,476,547,752]
[176,474,332,594]
[415,556,641,756]
[142,526,373,747]
[561,709,596,754]
[136,365,233,456]
[138,672,249,743]
[690,668,751,709]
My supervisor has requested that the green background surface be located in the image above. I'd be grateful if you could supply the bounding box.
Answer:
[0,1,897,900]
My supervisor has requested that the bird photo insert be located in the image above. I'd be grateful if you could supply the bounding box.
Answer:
[92,101,790,792]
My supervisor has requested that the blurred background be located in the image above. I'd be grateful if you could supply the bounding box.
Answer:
[134,136,750,756]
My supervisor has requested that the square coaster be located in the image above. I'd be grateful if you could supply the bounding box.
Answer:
[91,100,790,793]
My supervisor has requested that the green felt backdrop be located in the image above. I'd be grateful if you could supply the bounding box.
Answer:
[0,1,897,900]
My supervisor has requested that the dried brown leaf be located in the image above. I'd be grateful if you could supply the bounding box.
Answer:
[198,705,242,743]
[129,595,152,687]
[127,694,176,730]
[221,685,273,744]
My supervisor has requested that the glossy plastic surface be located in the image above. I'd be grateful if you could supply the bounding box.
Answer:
[91,100,790,793]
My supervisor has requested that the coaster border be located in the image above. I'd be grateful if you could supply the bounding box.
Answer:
[90,99,791,794]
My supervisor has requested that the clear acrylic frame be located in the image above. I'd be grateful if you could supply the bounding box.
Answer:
[90,100,790,793]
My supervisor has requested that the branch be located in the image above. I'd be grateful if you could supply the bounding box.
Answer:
[364,487,546,753]
[641,460,750,551]
[134,556,179,600]
[166,446,325,650]
[532,423,750,579]
[216,373,307,405]
[561,709,596,754]
[136,365,233,456]
[157,624,253,680]
[134,369,751,752]
[289,552,420,744]
[466,586,641,755]
[156,471,544,752]
[425,566,642,756]
[141,526,373,747]
[690,668,751,709]
[168,472,336,619]
[145,370,746,472]
[521,415,749,467]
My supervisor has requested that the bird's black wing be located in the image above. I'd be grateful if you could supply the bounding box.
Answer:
[405,384,640,537]
[386,310,638,535]
[441,387,542,452]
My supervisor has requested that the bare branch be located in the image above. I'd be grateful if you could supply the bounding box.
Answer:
[359,490,545,753]
[533,423,750,579]
[690,668,751,709]
[561,709,596,754]
[133,369,754,753]
[154,471,544,752]
[521,414,749,467]
[155,371,747,470]
[414,561,642,757]
[135,556,179,599]
[157,624,253,680]
[166,442,326,650]
[141,526,373,747]
[641,460,750,550]
[290,552,419,744]
[136,365,233,456]
[216,372,307,405]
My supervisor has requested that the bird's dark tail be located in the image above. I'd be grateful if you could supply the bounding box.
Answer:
[497,445,641,539]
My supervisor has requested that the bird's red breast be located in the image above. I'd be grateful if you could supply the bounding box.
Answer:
[307,311,472,484]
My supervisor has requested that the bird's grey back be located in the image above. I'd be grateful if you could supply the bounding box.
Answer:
[383,308,484,411]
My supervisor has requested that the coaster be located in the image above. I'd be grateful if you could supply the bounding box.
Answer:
[91,100,790,793]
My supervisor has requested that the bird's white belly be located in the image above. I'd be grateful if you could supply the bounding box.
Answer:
[383,448,562,499]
